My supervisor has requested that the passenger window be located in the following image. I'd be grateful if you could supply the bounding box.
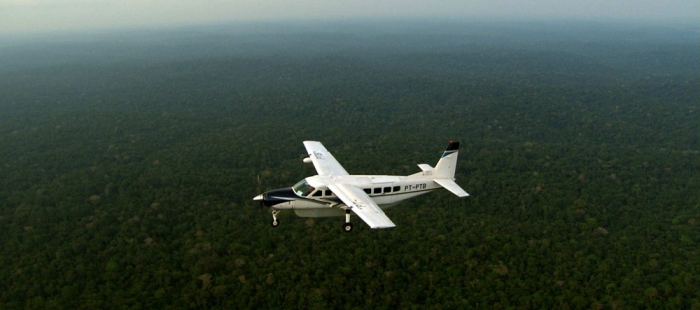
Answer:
[312,190,322,197]
[393,186,400,192]
[373,188,381,194]
[384,187,391,193]
[325,190,332,196]
[363,188,371,194]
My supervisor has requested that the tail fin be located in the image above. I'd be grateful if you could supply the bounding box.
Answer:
[409,141,469,197]
[434,141,460,179]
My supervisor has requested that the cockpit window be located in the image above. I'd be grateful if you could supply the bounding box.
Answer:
[292,179,315,197]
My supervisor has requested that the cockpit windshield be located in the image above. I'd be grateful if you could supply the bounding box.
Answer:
[292,179,315,197]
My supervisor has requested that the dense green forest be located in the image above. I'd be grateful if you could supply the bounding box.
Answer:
[1,20,698,308]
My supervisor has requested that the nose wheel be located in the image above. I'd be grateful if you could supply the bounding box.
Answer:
[270,210,280,227]
[342,210,353,232]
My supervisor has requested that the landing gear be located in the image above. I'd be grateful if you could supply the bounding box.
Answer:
[342,210,353,232]
[271,210,280,227]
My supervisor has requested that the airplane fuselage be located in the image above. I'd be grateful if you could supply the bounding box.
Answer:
[262,175,441,218]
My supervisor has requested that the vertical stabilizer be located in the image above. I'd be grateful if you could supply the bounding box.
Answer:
[434,141,460,179]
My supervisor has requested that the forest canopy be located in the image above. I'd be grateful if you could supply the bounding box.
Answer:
[0,20,698,309]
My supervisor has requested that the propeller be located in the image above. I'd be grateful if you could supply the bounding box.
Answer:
[254,174,263,217]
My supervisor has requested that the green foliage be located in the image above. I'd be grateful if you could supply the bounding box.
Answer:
[0,21,698,309]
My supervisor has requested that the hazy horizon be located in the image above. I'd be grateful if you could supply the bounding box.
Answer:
[1,0,698,36]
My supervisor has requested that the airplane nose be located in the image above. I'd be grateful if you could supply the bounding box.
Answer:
[253,188,294,207]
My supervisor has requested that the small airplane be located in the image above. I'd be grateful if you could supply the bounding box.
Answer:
[253,141,469,232]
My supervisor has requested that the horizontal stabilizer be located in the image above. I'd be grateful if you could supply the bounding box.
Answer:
[434,179,469,197]
[417,164,434,172]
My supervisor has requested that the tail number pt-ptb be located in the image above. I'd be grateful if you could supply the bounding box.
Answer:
[405,183,427,191]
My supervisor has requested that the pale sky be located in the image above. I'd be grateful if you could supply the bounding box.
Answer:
[1,0,698,34]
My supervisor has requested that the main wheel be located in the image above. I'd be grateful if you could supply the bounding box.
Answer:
[271,219,279,227]
[342,223,353,232]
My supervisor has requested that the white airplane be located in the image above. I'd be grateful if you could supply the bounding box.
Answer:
[253,141,469,232]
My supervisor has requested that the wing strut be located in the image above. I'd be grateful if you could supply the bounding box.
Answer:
[328,183,396,229]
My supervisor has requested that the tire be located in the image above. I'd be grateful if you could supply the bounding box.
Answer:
[342,223,353,232]
[271,219,279,227]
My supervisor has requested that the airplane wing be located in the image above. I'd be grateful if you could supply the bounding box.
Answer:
[303,141,349,176]
[328,183,396,229]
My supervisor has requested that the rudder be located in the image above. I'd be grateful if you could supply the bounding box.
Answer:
[434,141,460,179]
